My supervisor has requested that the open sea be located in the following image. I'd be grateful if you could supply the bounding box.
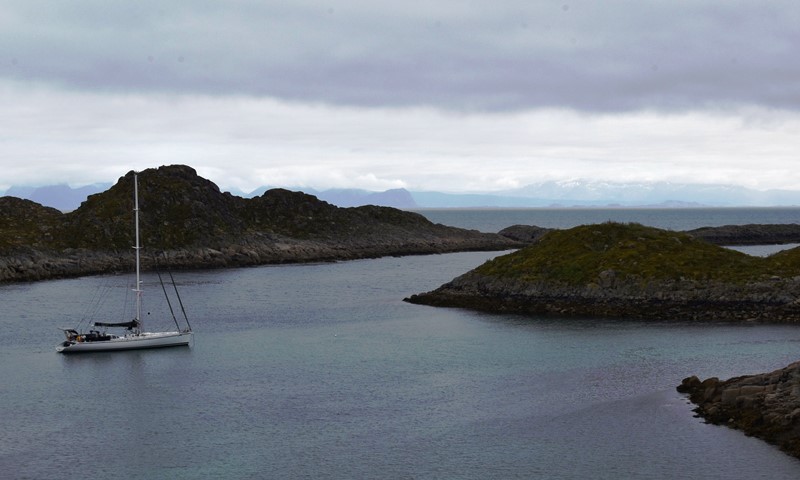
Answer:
[3,208,800,479]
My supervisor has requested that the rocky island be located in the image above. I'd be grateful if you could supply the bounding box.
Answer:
[0,165,519,283]
[406,222,800,322]
[498,223,800,247]
[686,223,800,246]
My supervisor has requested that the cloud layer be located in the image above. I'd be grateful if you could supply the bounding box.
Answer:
[4,1,800,112]
[2,1,799,195]
[2,82,797,192]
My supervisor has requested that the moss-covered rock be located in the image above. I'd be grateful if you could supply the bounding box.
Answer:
[406,222,800,322]
[0,197,64,251]
[478,222,774,285]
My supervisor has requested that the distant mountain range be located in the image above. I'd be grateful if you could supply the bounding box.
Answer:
[247,187,419,209]
[4,179,800,211]
[4,183,113,212]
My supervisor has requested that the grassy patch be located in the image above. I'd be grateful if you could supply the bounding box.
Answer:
[476,222,789,285]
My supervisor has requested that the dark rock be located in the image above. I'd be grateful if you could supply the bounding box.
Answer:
[678,362,800,460]
[498,224,552,243]
[686,224,800,246]
[497,222,800,246]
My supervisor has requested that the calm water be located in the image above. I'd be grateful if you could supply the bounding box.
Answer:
[3,209,800,479]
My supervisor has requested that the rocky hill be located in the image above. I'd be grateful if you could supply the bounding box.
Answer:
[0,165,519,282]
[0,197,64,250]
[406,222,800,322]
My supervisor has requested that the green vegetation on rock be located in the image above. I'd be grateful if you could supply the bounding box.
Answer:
[0,165,518,282]
[0,198,64,250]
[407,222,800,322]
[476,222,792,285]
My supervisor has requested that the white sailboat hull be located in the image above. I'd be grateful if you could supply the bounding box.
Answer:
[57,331,192,353]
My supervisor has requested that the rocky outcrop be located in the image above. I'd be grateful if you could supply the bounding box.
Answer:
[0,230,517,282]
[0,247,132,282]
[687,224,800,246]
[497,225,552,243]
[0,165,520,283]
[498,223,800,247]
[0,197,63,250]
[405,270,800,322]
[678,363,800,459]
[406,222,800,323]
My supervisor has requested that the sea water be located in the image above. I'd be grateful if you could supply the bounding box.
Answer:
[2,209,800,479]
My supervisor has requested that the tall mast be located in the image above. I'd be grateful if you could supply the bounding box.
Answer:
[134,172,142,333]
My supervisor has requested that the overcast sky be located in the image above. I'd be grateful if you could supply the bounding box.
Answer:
[2,1,799,193]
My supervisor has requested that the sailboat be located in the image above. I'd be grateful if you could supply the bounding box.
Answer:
[56,172,193,353]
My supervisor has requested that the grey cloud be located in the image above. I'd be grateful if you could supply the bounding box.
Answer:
[3,0,799,112]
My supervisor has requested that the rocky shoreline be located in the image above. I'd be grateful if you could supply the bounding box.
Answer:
[678,364,800,459]
[0,230,518,283]
[405,271,800,323]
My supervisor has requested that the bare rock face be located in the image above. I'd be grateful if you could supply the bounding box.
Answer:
[678,363,800,459]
